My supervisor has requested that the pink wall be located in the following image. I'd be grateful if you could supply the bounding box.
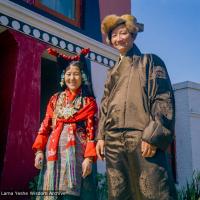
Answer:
[99,0,131,43]
[0,30,47,191]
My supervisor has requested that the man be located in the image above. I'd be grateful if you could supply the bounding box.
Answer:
[96,14,177,200]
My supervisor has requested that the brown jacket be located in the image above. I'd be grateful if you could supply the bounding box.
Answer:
[97,44,175,150]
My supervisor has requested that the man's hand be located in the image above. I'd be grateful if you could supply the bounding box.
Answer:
[82,157,92,178]
[141,141,157,157]
[96,140,105,160]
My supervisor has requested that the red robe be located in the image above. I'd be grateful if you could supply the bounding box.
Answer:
[32,89,97,160]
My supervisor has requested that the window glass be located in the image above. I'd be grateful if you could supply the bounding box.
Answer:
[40,0,75,19]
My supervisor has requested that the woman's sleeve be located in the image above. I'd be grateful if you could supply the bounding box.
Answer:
[142,54,175,151]
[32,94,57,152]
[84,97,97,159]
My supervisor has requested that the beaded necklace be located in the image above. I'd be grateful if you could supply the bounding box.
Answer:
[52,90,83,127]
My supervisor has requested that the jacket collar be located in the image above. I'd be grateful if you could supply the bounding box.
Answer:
[125,43,141,57]
[113,44,141,70]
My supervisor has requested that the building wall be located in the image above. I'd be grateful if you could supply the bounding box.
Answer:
[0,29,47,190]
[90,61,108,173]
[174,81,200,187]
[190,115,200,171]
[99,0,131,44]
[10,0,102,42]
[188,85,200,172]
[99,0,131,20]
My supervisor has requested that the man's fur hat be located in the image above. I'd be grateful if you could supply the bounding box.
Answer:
[101,14,144,44]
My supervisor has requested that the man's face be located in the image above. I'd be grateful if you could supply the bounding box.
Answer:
[111,24,134,55]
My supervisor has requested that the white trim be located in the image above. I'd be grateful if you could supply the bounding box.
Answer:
[0,0,118,64]
[190,112,200,118]
[173,81,200,91]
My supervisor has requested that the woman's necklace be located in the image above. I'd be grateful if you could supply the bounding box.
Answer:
[62,91,82,119]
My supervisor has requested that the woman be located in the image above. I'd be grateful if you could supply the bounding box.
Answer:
[32,48,97,200]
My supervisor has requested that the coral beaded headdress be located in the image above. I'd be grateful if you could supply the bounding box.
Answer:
[47,47,90,70]
[47,47,90,88]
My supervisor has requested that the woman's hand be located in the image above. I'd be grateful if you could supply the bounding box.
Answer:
[82,157,93,178]
[141,141,157,157]
[96,140,105,160]
[34,151,44,169]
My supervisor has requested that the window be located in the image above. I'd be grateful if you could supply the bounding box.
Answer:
[35,0,82,27]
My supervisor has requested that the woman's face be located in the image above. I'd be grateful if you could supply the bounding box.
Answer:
[64,65,82,92]
[111,24,134,55]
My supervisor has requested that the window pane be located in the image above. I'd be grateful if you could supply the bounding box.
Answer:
[40,0,76,19]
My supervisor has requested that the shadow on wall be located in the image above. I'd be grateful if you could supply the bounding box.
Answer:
[0,29,17,180]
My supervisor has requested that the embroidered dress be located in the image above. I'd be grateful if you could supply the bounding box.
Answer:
[33,89,97,200]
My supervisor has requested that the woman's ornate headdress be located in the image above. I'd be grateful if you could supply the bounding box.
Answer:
[47,47,90,87]
[47,48,90,69]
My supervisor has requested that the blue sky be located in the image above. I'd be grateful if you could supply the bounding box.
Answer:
[132,0,200,84]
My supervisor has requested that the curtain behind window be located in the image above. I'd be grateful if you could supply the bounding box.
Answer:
[40,0,75,19]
